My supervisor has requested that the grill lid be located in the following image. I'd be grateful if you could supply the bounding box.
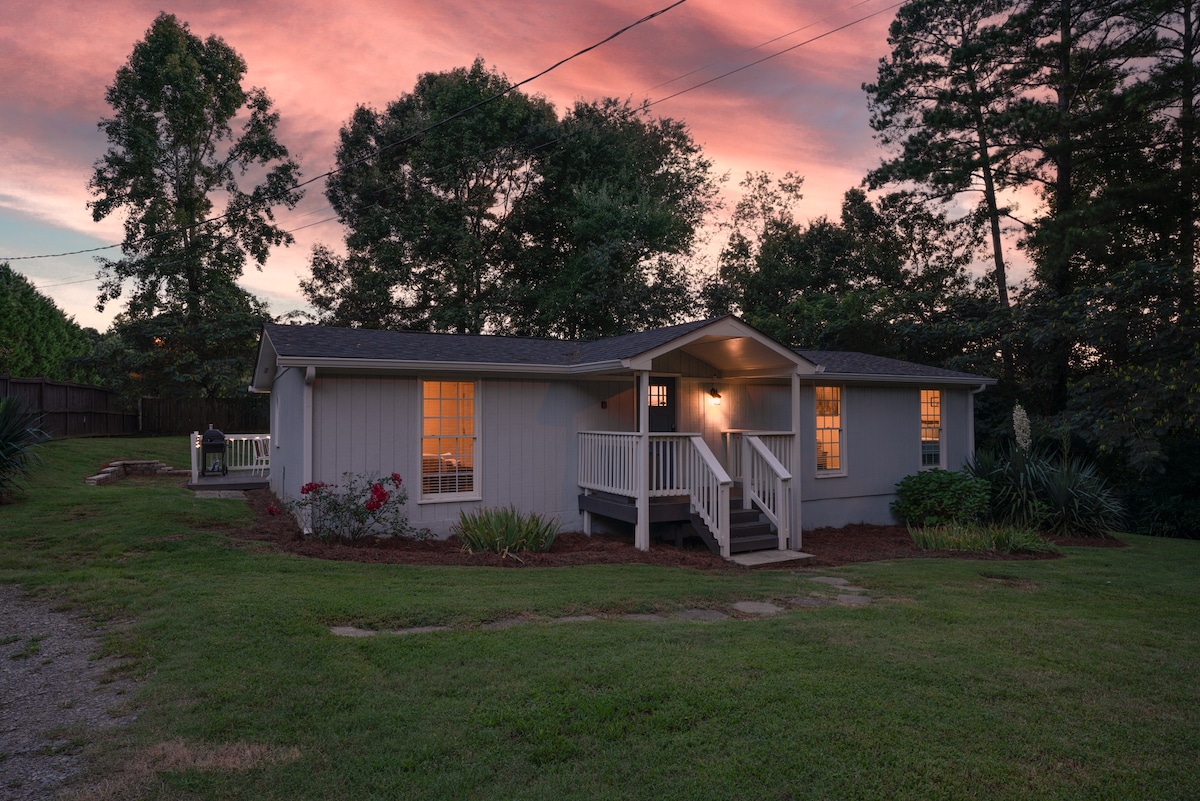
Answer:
[201,426,226,446]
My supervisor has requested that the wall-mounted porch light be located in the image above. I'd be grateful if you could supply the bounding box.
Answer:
[708,386,722,406]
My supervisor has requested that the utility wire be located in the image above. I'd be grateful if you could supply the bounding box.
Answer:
[18,0,899,288]
[2,0,689,264]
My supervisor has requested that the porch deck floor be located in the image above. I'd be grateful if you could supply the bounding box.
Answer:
[186,472,269,492]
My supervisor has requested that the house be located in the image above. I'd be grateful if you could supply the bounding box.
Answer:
[250,316,995,556]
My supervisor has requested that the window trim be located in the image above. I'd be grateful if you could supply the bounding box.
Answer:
[814,384,846,478]
[418,378,481,503]
[920,388,943,470]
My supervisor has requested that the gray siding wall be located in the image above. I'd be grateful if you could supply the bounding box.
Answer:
[272,367,981,537]
[268,367,307,502]
[307,374,637,537]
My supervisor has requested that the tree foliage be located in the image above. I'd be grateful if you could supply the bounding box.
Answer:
[0,263,96,382]
[302,62,716,338]
[87,12,300,397]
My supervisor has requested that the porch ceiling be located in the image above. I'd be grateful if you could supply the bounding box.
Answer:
[681,335,799,377]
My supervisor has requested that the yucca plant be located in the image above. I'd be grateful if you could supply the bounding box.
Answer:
[1036,453,1124,537]
[0,397,47,502]
[453,506,558,559]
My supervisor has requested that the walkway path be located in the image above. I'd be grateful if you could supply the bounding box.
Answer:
[330,575,872,637]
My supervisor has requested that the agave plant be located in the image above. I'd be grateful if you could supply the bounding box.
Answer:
[0,397,47,502]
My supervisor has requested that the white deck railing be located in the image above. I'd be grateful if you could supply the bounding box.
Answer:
[579,432,734,556]
[741,435,791,550]
[191,432,270,483]
[724,431,793,480]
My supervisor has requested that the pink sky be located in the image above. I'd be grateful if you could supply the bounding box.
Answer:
[0,0,908,331]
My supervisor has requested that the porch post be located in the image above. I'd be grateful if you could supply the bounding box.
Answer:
[790,371,802,551]
[636,370,650,551]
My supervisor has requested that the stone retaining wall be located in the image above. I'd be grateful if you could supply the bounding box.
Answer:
[85,460,190,486]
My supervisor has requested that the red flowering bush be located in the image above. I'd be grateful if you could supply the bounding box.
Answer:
[285,471,426,543]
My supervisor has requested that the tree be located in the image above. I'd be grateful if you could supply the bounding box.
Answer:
[309,60,556,333]
[87,13,301,396]
[304,65,718,338]
[865,0,1026,311]
[505,98,717,338]
[0,263,96,381]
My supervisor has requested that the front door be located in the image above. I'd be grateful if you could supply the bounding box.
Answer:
[647,377,677,432]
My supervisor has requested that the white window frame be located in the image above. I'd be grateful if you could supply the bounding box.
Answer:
[814,385,846,477]
[920,389,943,470]
[418,378,481,503]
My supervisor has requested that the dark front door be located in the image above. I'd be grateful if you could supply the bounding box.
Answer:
[648,377,677,433]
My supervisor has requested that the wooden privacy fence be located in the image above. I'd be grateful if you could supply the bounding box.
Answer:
[0,375,138,439]
[1,375,269,438]
[140,396,268,435]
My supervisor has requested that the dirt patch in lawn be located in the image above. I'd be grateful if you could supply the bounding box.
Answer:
[235,489,1122,569]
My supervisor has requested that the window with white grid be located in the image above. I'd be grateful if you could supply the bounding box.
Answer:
[421,380,476,497]
[921,389,942,468]
[815,385,843,473]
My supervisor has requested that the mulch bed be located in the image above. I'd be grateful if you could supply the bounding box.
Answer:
[237,489,1125,569]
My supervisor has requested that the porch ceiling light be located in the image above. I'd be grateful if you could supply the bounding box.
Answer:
[708,386,722,405]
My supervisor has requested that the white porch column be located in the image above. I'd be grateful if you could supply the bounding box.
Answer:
[635,370,650,552]
[790,371,802,551]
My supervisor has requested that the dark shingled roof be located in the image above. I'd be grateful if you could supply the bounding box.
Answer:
[259,321,991,383]
[263,317,724,367]
[796,349,987,381]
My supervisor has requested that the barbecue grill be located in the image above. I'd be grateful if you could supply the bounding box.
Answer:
[200,425,228,477]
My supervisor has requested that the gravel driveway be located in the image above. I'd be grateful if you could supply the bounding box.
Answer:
[1,585,137,800]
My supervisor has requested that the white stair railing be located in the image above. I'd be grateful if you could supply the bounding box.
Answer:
[579,432,734,557]
[741,434,792,550]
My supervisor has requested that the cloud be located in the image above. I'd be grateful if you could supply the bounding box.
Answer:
[0,0,903,330]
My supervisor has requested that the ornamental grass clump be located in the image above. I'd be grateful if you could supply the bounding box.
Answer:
[909,523,1058,554]
[453,506,558,558]
[0,397,47,503]
[287,471,427,543]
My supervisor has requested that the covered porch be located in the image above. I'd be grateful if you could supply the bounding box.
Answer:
[573,317,815,558]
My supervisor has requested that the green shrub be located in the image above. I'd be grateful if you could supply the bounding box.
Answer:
[454,506,558,558]
[909,523,1058,554]
[0,397,47,502]
[891,469,990,526]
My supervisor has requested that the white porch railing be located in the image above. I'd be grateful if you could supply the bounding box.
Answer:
[191,432,270,483]
[741,435,792,550]
[579,432,734,557]
[724,431,793,480]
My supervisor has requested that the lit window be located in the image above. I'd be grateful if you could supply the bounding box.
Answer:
[815,386,842,472]
[422,380,476,496]
[648,384,668,407]
[921,389,942,468]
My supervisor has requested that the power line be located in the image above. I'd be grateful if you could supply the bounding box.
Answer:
[0,0,689,264]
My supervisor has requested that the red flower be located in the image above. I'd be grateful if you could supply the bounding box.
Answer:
[364,499,382,513]
[370,482,390,504]
[267,504,283,516]
[390,472,403,487]
[301,481,327,495]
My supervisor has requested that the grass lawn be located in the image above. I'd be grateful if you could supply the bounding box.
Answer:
[3,437,1199,800]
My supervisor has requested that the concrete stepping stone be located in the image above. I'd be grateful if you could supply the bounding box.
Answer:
[676,609,731,621]
[731,601,783,615]
[558,615,599,623]
[837,594,872,606]
[330,626,376,638]
[789,597,835,608]
[482,618,527,630]
[809,576,866,592]
[623,613,668,622]
[393,625,452,635]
